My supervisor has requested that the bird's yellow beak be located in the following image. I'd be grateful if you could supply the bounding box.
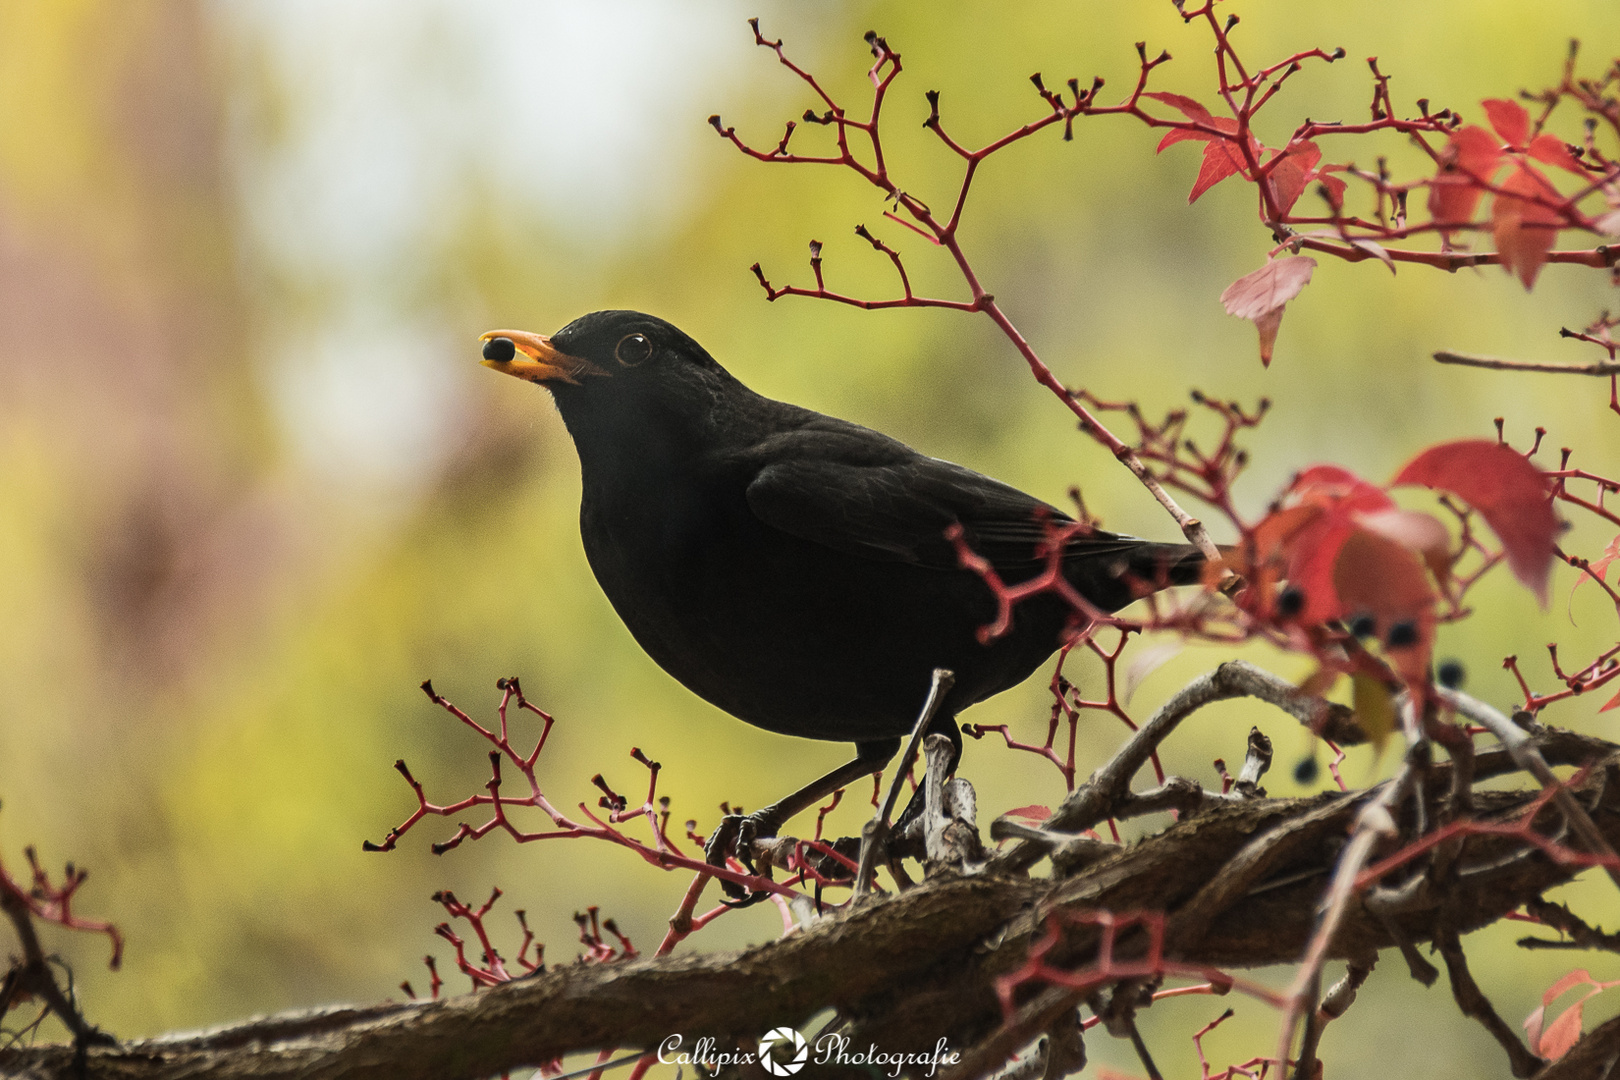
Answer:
[479,329,607,385]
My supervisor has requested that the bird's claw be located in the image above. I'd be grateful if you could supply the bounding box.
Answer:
[704,811,778,906]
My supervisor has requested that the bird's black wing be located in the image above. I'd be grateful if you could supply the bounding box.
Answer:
[740,422,1151,574]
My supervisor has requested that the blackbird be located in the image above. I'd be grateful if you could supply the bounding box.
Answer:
[479,310,1204,863]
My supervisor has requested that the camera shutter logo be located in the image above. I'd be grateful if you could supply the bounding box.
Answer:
[758,1027,809,1076]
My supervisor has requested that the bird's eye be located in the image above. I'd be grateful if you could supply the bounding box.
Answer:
[615,333,652,367]
[483,337,516,362]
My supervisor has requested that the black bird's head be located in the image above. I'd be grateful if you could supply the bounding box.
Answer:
[480,311,731,391]
[480,310,749,464]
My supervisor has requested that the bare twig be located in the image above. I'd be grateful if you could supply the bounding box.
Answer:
[1434,351,1620,376]
[1435,925,1544,1078]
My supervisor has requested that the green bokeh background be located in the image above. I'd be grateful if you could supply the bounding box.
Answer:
[1,1,1617,1075]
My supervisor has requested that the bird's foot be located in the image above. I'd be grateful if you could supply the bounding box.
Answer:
[703,810,781,906]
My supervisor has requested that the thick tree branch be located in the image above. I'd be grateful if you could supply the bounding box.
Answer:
[7,735,1614,1080]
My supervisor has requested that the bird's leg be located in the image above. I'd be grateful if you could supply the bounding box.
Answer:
[705,739,898,904]
[855,668,956,898]
[890,712,963,841]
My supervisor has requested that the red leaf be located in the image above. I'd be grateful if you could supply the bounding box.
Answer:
[1392,439,1559,604]
[1268,141,1323,215]
[1290,466,1394,513]
[1221,257,1316,366]
[1452,124,1505,177]
[1318,170,1348,211]
[1357,508,1453,584]
[1572,533,1620,599]
[1189,138,1247,202]
[1144,91,1215,123]
[1332,526,1437,678]
[1428,175,1483,232]
[1278,518,1347,625]
[1150,94,1236,152]
[1002,804,1052,823]
[1492,162,1564,289]
[1482,98,1529,147]
[1277,467,1395,624]
[1428,126,1502,233]
[1157,127,1203,152]
[1529,133,1588,177]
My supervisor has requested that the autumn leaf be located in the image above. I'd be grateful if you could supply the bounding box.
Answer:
[1392,439,1559,604]
[1001,805,1052,824]
[1289,465,1392,511]
[1493,161,1564,289]
[1524,969,1620,1061]
[1220,256,1317,366]
[1275,466,1396,625]
[1144,92,1263,203]
[1317,167,1348,211]
[1351,672,1399,752]
[1347,238,1395,274]
[1528,133,1588,177]
[1571,533,1620,600]
[1190,138,1250,202]
[1481,97,1530,146]
[1427,125,1502,235]
[1356,507,1453,585]
[1147,91,1220,147]
[1333,526,1438,682]
[1250,308,1286,366]
[1266,141,1323,215]
[1452,123,1506,176]
[1235,502,1321,617]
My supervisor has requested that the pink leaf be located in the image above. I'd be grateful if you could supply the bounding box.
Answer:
[1392,439,1559,605]
[1482,98,1529,147]
[1537,996,1588,1060]
[1348,238,1395,274]
[1252,307,1285,367]
[1221,257,1318,320]
[1221,257,1316,367]
[1541,969,1597,1005]
[1002,805,1052,823]
[1523,1004,1547,1049]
